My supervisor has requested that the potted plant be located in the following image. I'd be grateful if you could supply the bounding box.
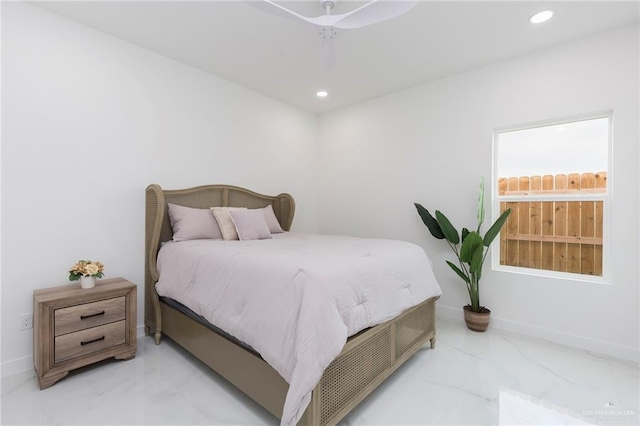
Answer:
[414,178,511,332]
[69,260,105,289]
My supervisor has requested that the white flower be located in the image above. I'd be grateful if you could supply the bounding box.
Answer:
[84,263,99,276]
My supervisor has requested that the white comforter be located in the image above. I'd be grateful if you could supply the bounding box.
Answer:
[155,233,441,426]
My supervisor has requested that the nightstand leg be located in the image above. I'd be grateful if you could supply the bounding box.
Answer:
[144,325,151,336]
[430,336,436,349]
[154,332,162,345]
[38,371,68,390]
[114,350,136,361]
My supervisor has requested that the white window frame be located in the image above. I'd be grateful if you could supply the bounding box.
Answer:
[491,111,613,284]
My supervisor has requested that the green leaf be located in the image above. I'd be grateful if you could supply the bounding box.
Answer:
[69,275,79,281]
[470,244,484,274]
[435,211,460,245]
[483,208,512,246]
[460,231,483,263]
[414,203,445,239]
[461,228,470,242]
[446,261,470,284]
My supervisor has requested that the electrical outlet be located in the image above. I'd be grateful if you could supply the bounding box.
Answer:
[19,313,33,330]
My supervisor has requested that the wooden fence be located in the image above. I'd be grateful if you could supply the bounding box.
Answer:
[498,172,606,276]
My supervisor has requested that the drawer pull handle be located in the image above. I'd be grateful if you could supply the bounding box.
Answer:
[80,311,105,320]
[80,336,105,346]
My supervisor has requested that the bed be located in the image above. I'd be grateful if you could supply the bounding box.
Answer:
[145,184,440,426]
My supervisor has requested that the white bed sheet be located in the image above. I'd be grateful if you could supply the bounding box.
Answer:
[155,232,442,426]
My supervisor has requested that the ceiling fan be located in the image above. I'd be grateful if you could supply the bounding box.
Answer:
[247,0,419,69]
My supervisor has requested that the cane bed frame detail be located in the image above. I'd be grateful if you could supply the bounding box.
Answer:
[145,184,437,426]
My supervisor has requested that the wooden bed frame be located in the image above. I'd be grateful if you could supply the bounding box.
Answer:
[145,184,437,426]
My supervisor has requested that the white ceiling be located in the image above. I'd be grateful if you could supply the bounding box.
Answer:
[32,1,639,113]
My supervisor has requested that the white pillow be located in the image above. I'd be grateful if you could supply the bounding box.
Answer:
[229,209,273,241]
[262,204,284,233]
[167,203,223,242]
[210,207,247,241]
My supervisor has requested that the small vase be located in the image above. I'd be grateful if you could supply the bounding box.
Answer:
[80,276,96,289]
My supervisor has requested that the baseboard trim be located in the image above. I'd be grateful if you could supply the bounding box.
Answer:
[437,305,639,363]
[5,315,637,377]
[1,355,35,379]
[1,325,148,378]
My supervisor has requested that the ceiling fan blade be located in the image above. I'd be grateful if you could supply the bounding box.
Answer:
[332,0,419,30]
[245,1,337,27]
[245,0,310,23]
[320,39,337,71]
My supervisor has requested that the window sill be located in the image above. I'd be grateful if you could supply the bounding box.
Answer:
[492,263,612,284]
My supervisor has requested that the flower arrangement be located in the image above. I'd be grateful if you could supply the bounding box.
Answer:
[69,260,105,281]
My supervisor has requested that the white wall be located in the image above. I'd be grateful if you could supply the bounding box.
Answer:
[2,3,638,375]
[1,2,318,371]
[318,25,639,361]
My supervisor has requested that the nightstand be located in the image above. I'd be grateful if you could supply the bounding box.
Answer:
[33,277,137,389]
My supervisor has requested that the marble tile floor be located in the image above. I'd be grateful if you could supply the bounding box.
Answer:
[2,318,638,426]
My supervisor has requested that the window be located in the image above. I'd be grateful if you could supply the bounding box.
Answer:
[493,113,611,281]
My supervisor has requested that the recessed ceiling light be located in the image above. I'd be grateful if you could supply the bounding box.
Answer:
[316,91,328,98]
[530,10,554,24]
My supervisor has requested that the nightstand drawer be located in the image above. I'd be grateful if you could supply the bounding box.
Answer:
[54,296,126,336]
[55,320,126,364]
